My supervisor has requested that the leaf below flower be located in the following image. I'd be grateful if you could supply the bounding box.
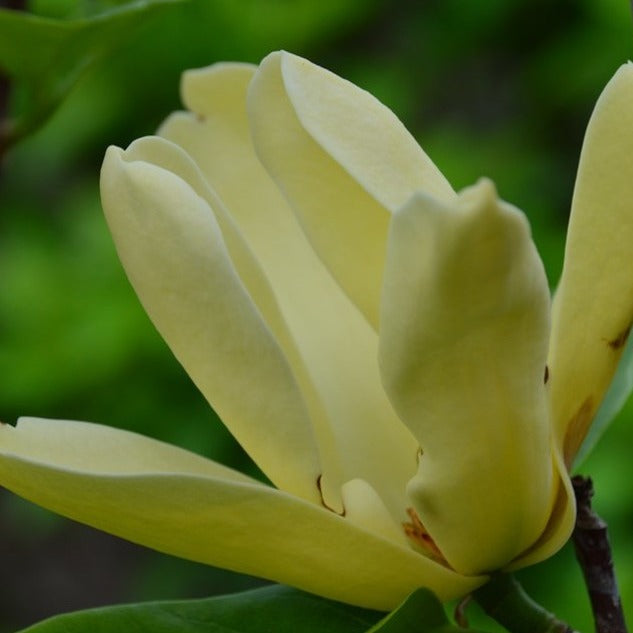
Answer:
[367,587,488,633]
[17,585,382,633]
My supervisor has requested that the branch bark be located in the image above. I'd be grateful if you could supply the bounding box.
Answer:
[572,476,628,633]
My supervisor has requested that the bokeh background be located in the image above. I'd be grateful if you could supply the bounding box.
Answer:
[1,0,632,630]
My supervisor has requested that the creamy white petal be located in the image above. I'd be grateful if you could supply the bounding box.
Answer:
[100,144,321,501]
[248,51,454,329]
[508,445,575,569]
[2,417,258,482]
[548,63,633,466]
[341,478,410,548]
[0,419,484,610]
[379,181,554,574]
[159,63,418,518]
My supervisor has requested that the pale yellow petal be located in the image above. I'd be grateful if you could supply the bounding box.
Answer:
[120,136,297,367]
[0,419,484,610]
[508,445,576,569]
[279,52,454,211]
[159,63,418,519]
[379,180,554,574]
[179,62,257,117]
[341,478,410,548]
[2,417,257,482]
[247,51,454,329]
[100,144,321,502]
[549,63,633,466]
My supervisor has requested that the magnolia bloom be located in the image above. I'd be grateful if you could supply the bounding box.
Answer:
[1,52,632,611]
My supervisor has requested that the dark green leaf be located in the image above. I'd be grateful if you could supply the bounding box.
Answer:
[17,584,383,633]
[0,0,183,148]
[367,588,487,633]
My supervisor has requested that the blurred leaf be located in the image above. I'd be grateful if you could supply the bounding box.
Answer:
[0,0,183,149]
[366,588,486,633]
[206,0,379,51]
[17,584,382,633]
[574,331,633,467]
[0,191,155,411]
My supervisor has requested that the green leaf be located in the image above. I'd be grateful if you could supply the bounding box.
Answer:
[0,0,183,149]
[574,330,633,466]
[17,584,383,633]
[367,588,486,633]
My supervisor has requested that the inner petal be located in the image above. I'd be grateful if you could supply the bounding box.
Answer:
[340,478,410,548]
[247,51,455,330]
[160,64,418,517]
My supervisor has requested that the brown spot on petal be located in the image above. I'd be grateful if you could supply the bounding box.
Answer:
[608,324,631,351]
[563,397,594,468]
[316,475,345,516]
[544,365,549,384]
[195,113,206,123]
[403,507,447,565]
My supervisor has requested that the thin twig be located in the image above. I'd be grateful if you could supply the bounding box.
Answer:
[572,476,628,633]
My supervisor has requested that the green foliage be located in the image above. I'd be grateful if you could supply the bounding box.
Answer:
[2,1,633,632]
[0,0,183,150]
[16,585,382,633]
[367,588,486,633]
[16,585,495,633]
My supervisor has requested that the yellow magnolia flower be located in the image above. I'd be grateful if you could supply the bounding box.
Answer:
[1,52,632,611]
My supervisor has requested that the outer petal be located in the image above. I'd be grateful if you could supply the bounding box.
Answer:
[508,445,575,569]
[158,64,418,518]
[248,51,454,329]
[379,180,554,574]
[0,419,484,610]
[548,63,633,466]
[100,144,321,502]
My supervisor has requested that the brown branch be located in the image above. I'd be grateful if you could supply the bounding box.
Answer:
[572,476,628,633]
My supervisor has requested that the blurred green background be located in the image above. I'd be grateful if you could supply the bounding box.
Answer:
[1,0,632,631]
